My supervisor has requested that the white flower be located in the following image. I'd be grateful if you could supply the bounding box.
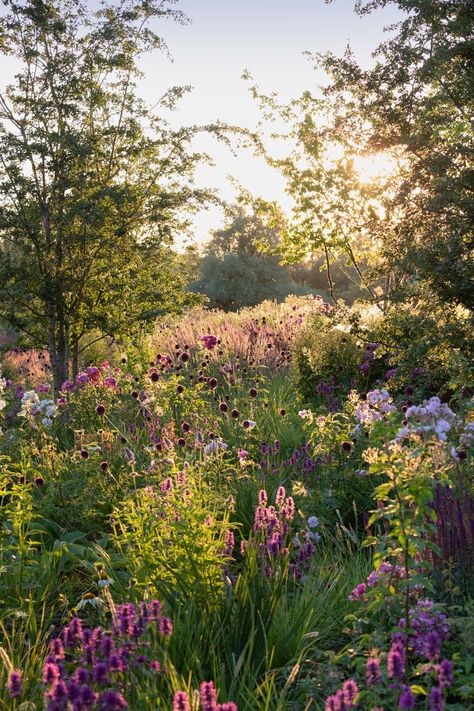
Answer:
[298,409,311,419]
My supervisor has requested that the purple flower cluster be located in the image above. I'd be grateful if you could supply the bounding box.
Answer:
[238,487,317,579]
[39,601,171,710]
[324,679,358,710]
[393,600,450,660]
[172,681,238,710]
[349,562,404,601]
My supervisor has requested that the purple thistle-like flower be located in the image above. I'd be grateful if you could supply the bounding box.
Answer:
[398,686,415,709]
[200,681,218,711]
[100,690,128,710]
[7,670,22,698]
[366,656,382,686]
[388,643,405,680]
[43,661,61,685]
[428,687,444,711]
[439,658,453,688]
[173,691,191,711]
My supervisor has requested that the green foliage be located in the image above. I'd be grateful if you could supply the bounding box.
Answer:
[0,0,210,391]
[323,0,474,309]
[112,468,230,611]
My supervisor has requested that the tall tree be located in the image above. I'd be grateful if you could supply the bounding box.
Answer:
[0,0,212,392]
[321,0,474,308]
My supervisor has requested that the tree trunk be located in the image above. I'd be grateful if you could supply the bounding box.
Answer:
[48,307,69,397]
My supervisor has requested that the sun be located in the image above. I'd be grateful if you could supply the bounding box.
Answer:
[353,152,398,183]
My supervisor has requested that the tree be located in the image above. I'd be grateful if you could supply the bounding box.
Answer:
[0,0,213,392]
[189,196,314,310]
[321,0,474,309]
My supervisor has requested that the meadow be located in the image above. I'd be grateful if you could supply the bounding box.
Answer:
[0,295,473,710]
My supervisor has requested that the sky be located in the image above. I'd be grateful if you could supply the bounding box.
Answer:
[137,0,403,249]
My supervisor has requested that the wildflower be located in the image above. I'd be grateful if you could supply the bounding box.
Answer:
[173,691,191,711]
[237,449,248,461]
[342,441,352,452]
[439,659,453,688]
[150,371,159,382]
[428,687,444,711]
[424,630,442,659]
[92,661,109,684]
[231,408,239,419]
[101,461,109,470]
[342,679,358,705]
[348,582,366,601]
[43,661,61,685]
[219,402,228,413]
[366,657,382,686]
[95,404,105,416]
[298,409,311,418]
[307,516,319,528]
[279,408,286,416]
[7,670,22,698]
[100,690,128,710]
[35,476,44,486]
[398,686,415,709]
[200,680,217,711]
[388,642,405,680]
[249,387,257,397]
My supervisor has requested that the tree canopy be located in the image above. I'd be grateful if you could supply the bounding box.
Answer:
[0,0,215,390]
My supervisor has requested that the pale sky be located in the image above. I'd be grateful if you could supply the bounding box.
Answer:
[0,0,403,249]
[138,0,403,248]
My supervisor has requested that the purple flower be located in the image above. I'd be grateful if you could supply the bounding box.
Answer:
[200,681,217,711]
[92,661,109,684]
[398,686,415,709]
[366,656,381,686]
[424,630,442,659]
[439,658,453,688]
[388,642,405,680]
[7,670,22,698]
[342,678,358,705]
[74,667,89,684]
[49,679,68,702]
[100,690,128,710]
[348,582,366,601]
[80,685,97,707]
[43,661,61,685]
[173,691,191,711]
[428,687,444,711]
